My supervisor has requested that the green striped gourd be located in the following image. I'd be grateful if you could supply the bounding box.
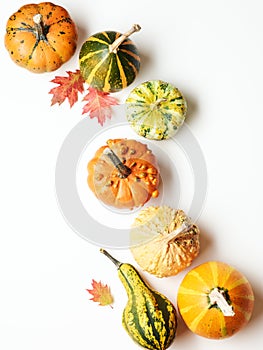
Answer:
[79,25,141,92]
[126,80,187,140]
[100,249,177,350]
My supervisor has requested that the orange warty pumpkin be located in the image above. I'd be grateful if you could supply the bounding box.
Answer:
[87,139,160,209]
[177,261,254,339]
[5,2,78,73]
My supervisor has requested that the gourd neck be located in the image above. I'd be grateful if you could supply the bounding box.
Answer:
[109,24,141,54]
[100,249,122,269]
[103,147,132,179]
[208,287,235,316]
[33,14,47,41]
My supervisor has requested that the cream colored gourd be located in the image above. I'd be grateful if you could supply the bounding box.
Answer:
[130,206,200,277]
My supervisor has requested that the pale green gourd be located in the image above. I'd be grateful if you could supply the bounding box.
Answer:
[126,80,187,140]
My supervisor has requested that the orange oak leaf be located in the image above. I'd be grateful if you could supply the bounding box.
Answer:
[86,279,113,308]
[82,86,119,126]
[49,70,85,107]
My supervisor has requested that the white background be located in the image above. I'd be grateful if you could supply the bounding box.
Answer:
[1,1,263,349]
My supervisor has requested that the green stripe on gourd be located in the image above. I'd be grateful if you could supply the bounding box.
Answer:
[79,25,141,92]
[126,80,187,140]
[100,249,177,350]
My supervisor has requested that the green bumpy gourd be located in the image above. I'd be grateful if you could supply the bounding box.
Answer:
[100,249,177,350]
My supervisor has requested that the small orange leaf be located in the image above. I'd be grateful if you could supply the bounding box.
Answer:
[86,279,114,308]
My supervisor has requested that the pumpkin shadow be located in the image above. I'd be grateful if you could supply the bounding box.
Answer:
[76,23,90,46]
[194,223,214,263]
[176,312,191,338]
[183,92,199,124]
[246,280,263,329]
[139,50,153,76]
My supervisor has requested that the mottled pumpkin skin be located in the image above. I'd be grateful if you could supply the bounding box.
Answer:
[126,80,187,140]
[177,261,254,339]
[5,2,78,73]
[87,139,159,209]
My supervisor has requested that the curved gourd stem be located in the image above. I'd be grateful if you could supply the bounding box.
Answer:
[109,24,141,54]
[103,147,132,179]
[100,248,122,269]
[33,14,45,41]
[164,221,192,244]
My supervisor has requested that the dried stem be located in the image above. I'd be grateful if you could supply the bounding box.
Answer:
[163,221,192,244]
[33,14,45,40]
[103,147,132,178]
[150,98,167,110]
[109,24,141,54]
[208,287,235,316]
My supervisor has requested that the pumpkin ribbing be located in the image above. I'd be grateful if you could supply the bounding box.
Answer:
[79,25,141,92]
[177,261,254,339]
[87,139,159,209]
[126,80,187,140]
[5,2,77,73]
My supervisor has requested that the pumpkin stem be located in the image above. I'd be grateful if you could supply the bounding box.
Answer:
[163,220,192,244]
[100,248,122,269]
[109,24,141,54]
[33,14,46,41]
[208,287,235,316]
[150,98,167,110]
[103,147,132,179]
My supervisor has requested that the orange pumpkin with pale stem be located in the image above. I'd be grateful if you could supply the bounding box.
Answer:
[87,139,160,209]
[177,261,254,339]
[5,2,78,73]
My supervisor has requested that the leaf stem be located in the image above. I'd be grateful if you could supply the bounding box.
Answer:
[109,24,141,54]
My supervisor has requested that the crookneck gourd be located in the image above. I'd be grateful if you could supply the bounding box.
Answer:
[79,25,141,92]
[5,2,78,73]
[177,261,254,339]
[130,206,200,277]
[100,249,177,350]
[87,139,159,209]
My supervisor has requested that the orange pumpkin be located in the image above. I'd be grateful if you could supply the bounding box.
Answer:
[87,139,160,209]
[177,261,254,339]
[5,2,78,73]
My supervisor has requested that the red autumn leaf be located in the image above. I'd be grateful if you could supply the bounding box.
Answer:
[49,70,85,107]
[86,279,113,308]
[82,86,119,126]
